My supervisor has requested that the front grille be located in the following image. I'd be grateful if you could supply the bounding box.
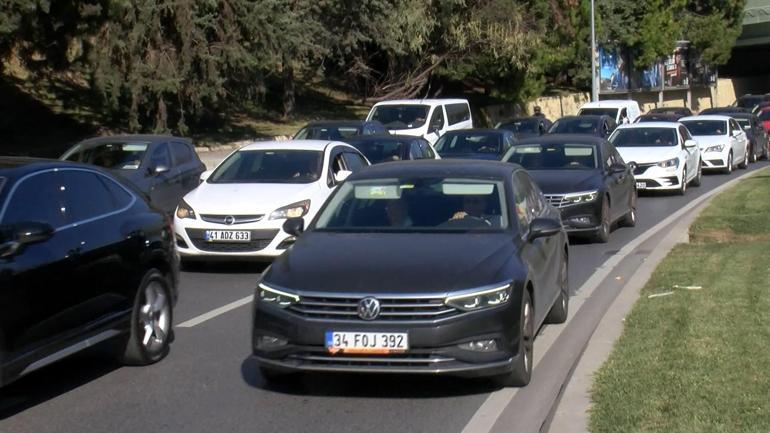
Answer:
[544,194,568,208]
[287,352,455,368]
[708,159,724,166]
[185,228,278,252]
[200,214,263,225]
[633,163,655,175]
[288,295,460,321]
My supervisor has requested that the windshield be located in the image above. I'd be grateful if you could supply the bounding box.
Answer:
[209,149,323,184]
[369,105,430,129]
[63,141,149,170]
[499,120,539,134]
[347,139,409,163]
[549,118,600,135]
[434,132,504,155]
[294,125,362,140]
[609,128,678,147]
[314,177,508,232]
[504,143,597,170]
[680,120,727,136]
[578,108,618,118]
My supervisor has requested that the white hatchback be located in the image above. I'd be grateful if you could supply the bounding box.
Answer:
[173,140,369,261]
[679,115,749,174]
[608,122,702,195]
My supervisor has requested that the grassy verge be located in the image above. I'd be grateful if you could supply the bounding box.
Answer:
[589,168,770,433]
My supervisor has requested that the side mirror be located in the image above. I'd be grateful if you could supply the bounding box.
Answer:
[528,218,562,242]
[0,222,54,258]
[150,164,170,176]
[684,139,697,149]
[282,218,305,237]
[334,169,352,183]
[199,170,212,183]
[732,130,742,137]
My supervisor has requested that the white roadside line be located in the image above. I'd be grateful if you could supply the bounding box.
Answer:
[176,295,254,328]
[460,168,761,433]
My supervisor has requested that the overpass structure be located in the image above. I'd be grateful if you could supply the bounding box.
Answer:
[722,0,770,78]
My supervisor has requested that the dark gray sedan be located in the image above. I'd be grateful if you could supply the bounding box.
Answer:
[61,135,205,214]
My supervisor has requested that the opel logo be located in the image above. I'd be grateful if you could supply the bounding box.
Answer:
[357,297,381,320]
[224,215,235,225]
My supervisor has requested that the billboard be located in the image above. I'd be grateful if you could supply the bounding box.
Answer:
[599,47,629,92]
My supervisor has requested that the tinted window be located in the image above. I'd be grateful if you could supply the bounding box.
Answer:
[294,125,362,140]
[209,150,323,184]
[446,103,471,125]
[315,178,508,231]
[513,172,535,228]
[417,140,434,159]
[679,126,692,141]
[150,143,172,168]
[680,120,727,136]
[171,142,194,165]
[347,138,408,163]
[60,171,127,222]
[505,143,598,170]
[499,119,539,134]
[3,171,68,227]
[342,152,367,172]
[369,105,430,129]
[429,107,445,130]
[549,118,602,135]
[609,128,678,147]
[434,132,504,156]
[63,141,149,170]
[578,108,618,118]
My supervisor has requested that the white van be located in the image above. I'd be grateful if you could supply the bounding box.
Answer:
[577,100,641,124]
[366,99,473,144]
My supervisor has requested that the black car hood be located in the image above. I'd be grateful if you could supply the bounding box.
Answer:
[265,232,517,294]
[526,170,602,194]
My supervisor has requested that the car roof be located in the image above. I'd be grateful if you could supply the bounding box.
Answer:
[516,134,607,145]
[679,115,732,122]
[0,157,104,178]
[79,134,191,145]
[348,159,519,181]
[371,99,469,106]
[617,122,681,129]
[239,140,347,152]
[580,100,639,109]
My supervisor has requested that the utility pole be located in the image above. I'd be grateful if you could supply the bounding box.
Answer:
[590,0,598,102]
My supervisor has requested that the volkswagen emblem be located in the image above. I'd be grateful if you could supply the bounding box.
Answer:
[224,215,235,225]
[357,297,381,320]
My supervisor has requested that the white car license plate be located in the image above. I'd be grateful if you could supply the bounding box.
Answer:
[636,181,647,190]
[325,331,408,354]
[204,230,251,242]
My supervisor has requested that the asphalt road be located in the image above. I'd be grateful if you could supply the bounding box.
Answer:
[2,161,768,433]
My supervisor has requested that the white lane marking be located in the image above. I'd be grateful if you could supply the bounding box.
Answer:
[460,169,762,433]
[176,295,254,328]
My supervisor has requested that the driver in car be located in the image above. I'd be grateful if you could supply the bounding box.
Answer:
[449,195,501,227]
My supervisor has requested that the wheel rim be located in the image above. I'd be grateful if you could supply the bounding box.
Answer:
[522,300,533,373]
[139,281,170,352]
[728,154,732,172]
[560,260,568,309]
[629,207,636,223]
[601,201,609,237]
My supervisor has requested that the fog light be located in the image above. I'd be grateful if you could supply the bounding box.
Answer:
[458,339,498,352]
[255,335,288,349]
[277,236,296,250]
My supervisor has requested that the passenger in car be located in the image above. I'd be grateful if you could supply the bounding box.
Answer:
[385,200,412,227]
[449,195,502,227]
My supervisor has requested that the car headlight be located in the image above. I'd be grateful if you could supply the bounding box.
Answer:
[657,157,679,169]
[445,284,512,311]
[705,144,725,153]
[269,200,310,220]
[257,283,300,307]
[563,190,598,205]
[176,199,196,219]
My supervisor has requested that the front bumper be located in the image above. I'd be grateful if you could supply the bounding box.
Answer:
[700,150,729,169]
[556,200,602,233]
[251,292,523,377]
[632,165,682,190]
[173,216,293,259]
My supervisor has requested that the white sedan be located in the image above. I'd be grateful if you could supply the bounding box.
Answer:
[173,140,369,261]
[680,115,749,174]
[608,122,702,195]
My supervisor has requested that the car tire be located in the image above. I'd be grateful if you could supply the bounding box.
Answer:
[119,269,173,365]
[750,147,758,163]
[677,166,687,195]
[691,162,702,187]
[493,290,533,387]
[723,152,733,174]
[739,147,749,169]
[544,256,569,324]
[619,191,637,227]
[592,198,610,243]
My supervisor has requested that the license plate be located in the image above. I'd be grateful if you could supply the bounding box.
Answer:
[636,181,646,190]
[204,230,251,242]
[325,331,408,354]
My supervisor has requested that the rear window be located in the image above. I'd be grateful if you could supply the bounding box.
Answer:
[347,139,409,164]
[294,126,362,140]
[369,105,430,129]
[434,132,504,156]
[63,141,149,170]
[446,103,471,126]
[577,108,618,118]
[549,118,600,135]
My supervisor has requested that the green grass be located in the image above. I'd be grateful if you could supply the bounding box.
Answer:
[589,168,770,433]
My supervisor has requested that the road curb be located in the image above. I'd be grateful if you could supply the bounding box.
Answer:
[546,168,767,433]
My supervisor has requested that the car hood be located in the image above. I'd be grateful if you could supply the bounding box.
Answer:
[616,146,680,164]
[692,135,728,148]
[264,232,517,294]
[526,170,602,194]
[184,182,321,214]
